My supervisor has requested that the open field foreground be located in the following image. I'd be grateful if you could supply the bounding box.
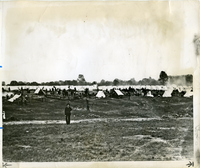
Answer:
[3,96,193,162]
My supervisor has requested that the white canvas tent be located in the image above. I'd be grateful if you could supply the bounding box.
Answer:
[34,88,46,95]
[96,91,106,98]
[150,86,157,90]
[114,90,124,96]
[177,86,186,92]
[146,91,153,97]
[34,88,41,94]
[8,94,21,102]
[184,88,193,97]
[171,84,178,90]
[2,92,14,98]
[135,85,142,89]
[162,87,173,97]
[76,86,85,91]
[145,85,151,90]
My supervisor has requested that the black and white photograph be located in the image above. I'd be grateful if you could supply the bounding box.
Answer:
[1,1,199,168]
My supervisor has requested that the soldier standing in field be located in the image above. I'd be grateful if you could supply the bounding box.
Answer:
[86,98,90,111]
[65,103,72,125]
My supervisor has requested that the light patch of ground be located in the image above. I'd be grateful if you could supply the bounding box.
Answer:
[3,117,162,125]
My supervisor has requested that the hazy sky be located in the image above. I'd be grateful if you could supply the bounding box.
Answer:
[1,1,198,84]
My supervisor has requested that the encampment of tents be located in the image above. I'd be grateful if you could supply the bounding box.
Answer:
[96,91,106,98]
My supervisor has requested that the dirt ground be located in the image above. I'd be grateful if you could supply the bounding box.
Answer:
[2,96,193,161]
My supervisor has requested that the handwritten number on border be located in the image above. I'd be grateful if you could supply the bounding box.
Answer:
[186,161,194,167]
[3,163,12,168]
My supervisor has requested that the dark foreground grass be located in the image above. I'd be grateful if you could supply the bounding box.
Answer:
[3,96,193,161]
[3,118,193,162]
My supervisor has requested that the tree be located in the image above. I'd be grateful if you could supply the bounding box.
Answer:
[113,79,120,86]
[127,78,137,85]
[99,79,105,86]
[92,81,97,85]
[77,74,86,85]
[18,81,26,85]
[186,74,193,85]
[159,71,168,85]
[105,81,113,86]
[10,80,18,86]
[71,80,78,85]
[30,81,39,86]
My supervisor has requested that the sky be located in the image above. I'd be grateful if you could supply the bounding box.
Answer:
[1,1,198,84]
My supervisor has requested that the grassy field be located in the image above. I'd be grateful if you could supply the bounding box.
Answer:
[3,96,193,161]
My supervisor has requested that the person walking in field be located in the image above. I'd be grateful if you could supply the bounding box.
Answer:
[65,103,72,125]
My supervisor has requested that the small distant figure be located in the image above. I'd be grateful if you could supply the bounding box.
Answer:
[128,91,131,100]
[86,98,90,111]
[65,103,72,125]
[21,95,27,105]
[25,95,28,104]
[2,111,5,120]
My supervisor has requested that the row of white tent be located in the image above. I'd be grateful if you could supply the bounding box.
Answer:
[95,88,193,98]
[6,87,193,102]
[7,89,124,101]
[6,88,45,102]
[4,84,193,102]
[3,85,97,92]
[163,87,193,97]
[2,85,193,92]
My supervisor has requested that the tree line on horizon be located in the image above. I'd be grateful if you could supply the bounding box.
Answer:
[2,71,193,87]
